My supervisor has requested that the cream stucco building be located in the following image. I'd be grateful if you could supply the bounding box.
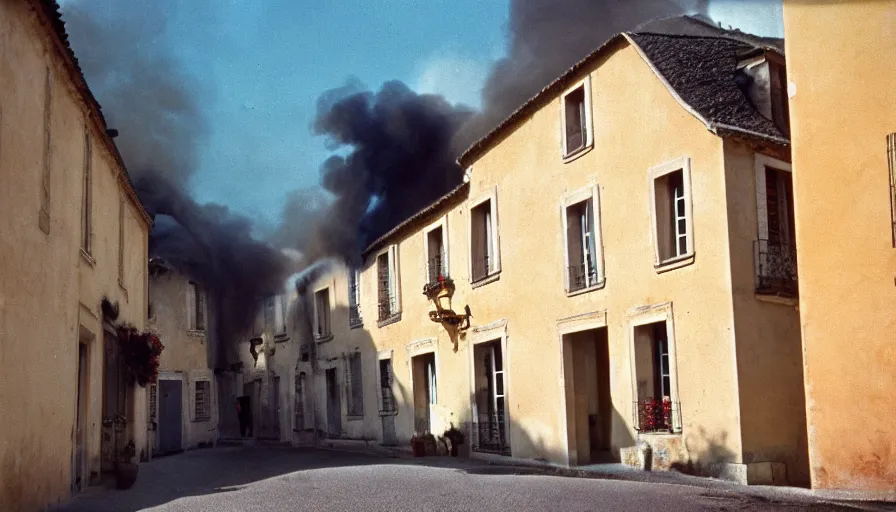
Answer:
[783,0,896,492]
[0,1,152,510]
[147,259,219,456]
[280,28,811,486]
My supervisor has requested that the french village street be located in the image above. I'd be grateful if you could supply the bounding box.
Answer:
[54,444,892,512]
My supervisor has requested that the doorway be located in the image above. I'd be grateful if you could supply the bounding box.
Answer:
[325,368,342,438]
[562,327,612,465]
[411,353,437,434]
[472,340,509,454]
[73,342,89,491]
[158,379,183,454]
[100,330,126,472]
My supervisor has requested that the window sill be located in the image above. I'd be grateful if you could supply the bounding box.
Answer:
[637,430,682,437]
[654,253,695,274]
[192,418,211,423]
[471,271,501,289]
[562,143,593,164]
[346,415,364,422]
[755,293,799,307]
[377,313,402,328]
[187,330,206,338]
[314,333,334,343]
[566,278,606,297]
[349,321,364,330]
[80,249,96,267]
[378,410,398,417]
[274,333,290,343]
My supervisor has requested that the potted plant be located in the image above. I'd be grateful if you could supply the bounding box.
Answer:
[115,440,139,490]
[116,325,164,387]
[443,424,465,457]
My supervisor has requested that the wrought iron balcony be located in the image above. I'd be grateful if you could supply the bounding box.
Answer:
[426,253,449,286]
[754,239,798,298]
[471,414,510,455]
[377,294,396,322]
[349,304,362,327]
[568,262,597,292]
[633,398,681,433]
[380,387,396,414]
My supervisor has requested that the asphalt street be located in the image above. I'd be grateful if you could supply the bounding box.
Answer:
[54,445,885,512]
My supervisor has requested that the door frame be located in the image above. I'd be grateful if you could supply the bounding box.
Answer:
[72,337,91,491]
[556,310,608,466]
[157,372,185,453]
[467,321,510,454]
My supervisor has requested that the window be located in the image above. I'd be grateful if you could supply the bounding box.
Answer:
[39,66,52,234]
[424,219,448,286]
[273,295,286,334]
[348,268,362,328]
[118,197,125,285]
[377,245,401,322]
[346,352,363,417]
[81,132,92,252]
[194,381,211,422]
[470,191,500,283]
[650,158,693,268]
[294,373,305,430]
[378,357,396,413]
[632,320,680,433]
[755,155,797,297]
[314,288,331,339]
[562,186,604,293]
[560,77,593,158]
[187,282,205,331]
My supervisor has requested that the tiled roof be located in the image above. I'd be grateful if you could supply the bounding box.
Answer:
[628,32,786,142]
[362,181,469,256]
[35,0,152,226]
[458,30,788,167]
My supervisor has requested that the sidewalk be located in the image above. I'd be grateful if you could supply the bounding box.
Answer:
[317,439,896,511]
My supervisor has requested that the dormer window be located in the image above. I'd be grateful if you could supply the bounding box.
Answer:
[560,77,593,158]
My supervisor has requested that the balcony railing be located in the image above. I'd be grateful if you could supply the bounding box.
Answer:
[568,262,597,292]
[633,398,681,433]
[426,253,449,286]
[471,414,510,455]
[349,304,362,327]
[380,387,396,414]
[754,239,798,298]
[377,294,396,322]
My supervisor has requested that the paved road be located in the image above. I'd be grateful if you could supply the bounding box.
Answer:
[54,445,878,512]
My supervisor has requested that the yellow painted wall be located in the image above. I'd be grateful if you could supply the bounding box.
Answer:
[783,0,896,491]
[296,37,808,482]
[0,2,149,509]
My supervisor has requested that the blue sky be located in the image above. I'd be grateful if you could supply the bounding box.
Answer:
[63,0,783,229]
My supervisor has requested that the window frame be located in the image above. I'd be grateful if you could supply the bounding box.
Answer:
[186,281,206,333]
[345,351,364,419]
[648,157,695,272]
[293,371,306,431]
[313,286,332,342]
[560,75,594,160]
[376,349,397,416]
[376,244,402,326]
[348,267,363,328]
[560,184,605,295]
[192,379,211,423]
[754,154,794,245]
[423,215,449,284]
[468,186,501,287]
[627,303,681,434]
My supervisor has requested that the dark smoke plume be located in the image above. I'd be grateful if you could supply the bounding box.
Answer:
[63,1,293,367]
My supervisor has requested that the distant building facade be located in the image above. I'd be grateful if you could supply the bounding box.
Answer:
[147,259,219,456]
